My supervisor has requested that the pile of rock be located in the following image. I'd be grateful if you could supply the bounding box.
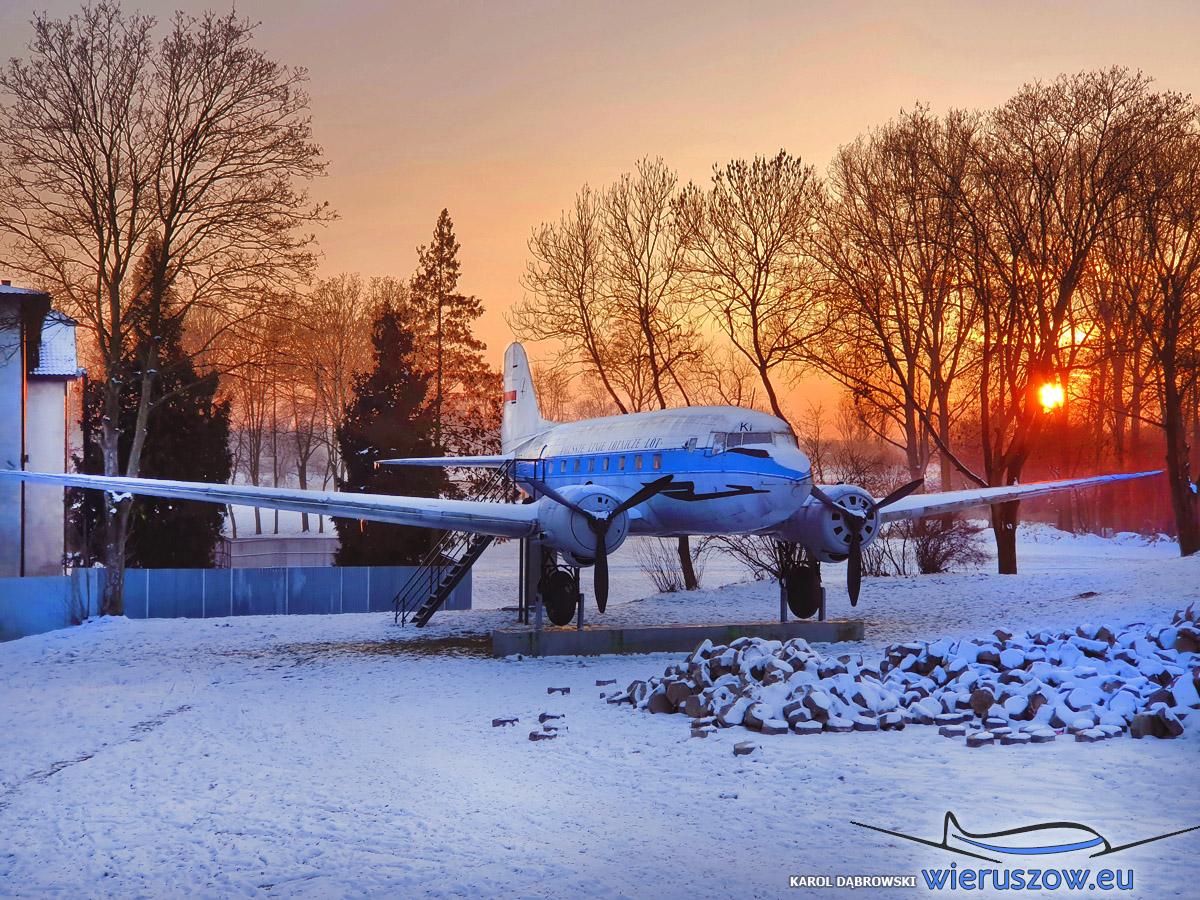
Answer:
[605,605,1200,746]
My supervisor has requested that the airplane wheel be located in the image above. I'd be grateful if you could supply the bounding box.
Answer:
[541,569,578,626]
[784,565,822,619]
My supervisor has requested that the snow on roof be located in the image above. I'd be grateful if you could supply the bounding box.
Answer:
[30,309,81,378]
[0,280,50,300]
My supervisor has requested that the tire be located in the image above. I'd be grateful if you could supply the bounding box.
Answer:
[784,566,822,619]
[541,569,578,626]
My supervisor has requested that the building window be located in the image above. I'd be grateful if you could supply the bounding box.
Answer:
[652,453,662,470]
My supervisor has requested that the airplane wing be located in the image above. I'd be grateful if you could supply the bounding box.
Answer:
[876,470,1161,523]
[377,455,512,468]
[0,470,539,538]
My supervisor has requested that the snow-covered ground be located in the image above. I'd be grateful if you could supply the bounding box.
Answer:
[1,527,1197,898]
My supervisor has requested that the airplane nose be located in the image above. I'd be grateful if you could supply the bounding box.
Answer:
[770,444,813,482]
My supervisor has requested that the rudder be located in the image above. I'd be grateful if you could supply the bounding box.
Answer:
[502,343,548,453]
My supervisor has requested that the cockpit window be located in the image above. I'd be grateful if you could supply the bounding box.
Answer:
[717,431,794,449]
[726,431,773,447]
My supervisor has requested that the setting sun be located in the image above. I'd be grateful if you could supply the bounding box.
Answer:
[1039,382,1065,412]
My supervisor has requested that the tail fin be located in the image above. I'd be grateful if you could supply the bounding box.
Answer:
[502,342,548,454]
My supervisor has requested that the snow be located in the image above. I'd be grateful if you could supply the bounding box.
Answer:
[1,527,1198,897]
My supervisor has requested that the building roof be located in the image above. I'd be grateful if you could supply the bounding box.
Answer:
[0,281,51,301]
[30,310,81,378]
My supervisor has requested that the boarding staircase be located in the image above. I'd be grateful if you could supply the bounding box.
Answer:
[394,460,518,627]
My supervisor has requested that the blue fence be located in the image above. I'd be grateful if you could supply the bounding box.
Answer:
[0,565,470,642]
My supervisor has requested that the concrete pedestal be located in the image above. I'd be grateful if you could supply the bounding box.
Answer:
[492,618,864,657]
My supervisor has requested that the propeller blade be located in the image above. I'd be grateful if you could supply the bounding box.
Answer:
[809,478,920,607]
[847,534,863,606]
[525,476,597,521]
[808,483,840,511]
[594,534,609,613]
[875,478,924,511]
[611,474,675,518]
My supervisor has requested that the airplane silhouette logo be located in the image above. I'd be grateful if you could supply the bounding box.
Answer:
[853,811,1200,863]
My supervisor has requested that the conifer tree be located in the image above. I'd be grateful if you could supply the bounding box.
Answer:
[409,209,492,453]
[334,304,447,565]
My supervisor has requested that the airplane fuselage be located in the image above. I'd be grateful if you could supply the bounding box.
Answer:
[507,406,814,538]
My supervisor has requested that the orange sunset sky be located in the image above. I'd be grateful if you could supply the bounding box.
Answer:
[3,0,1199,407]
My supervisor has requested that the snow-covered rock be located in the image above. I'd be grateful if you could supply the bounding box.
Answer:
[620,608,1200,745]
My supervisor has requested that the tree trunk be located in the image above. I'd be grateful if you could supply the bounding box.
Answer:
[677,536,698,590]
[272,384,279,535]
[99,348,158,616]
[991,500,1020,574]
[298,457,309,532]
[759,365,786,422]
[99,377,125,615]
[1163,378,1200,556]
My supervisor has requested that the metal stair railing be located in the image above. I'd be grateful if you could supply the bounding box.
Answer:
[393,460,517,626]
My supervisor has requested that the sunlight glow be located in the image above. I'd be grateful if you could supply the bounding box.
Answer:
[1039,382,1065,412]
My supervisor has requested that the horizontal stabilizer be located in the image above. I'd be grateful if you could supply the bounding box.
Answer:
[877,470,1162,523]
[376,455,512,468]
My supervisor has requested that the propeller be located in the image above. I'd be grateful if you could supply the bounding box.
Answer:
[809,479,924,606]
[528,474,674,613]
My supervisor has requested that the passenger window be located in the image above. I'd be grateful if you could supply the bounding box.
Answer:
[587,457,595,473]
[634,455,644,471]
[573,458,581,473]
[617,456,626,471]
[652,453,662,470]
[602,457,610,472]
[559,459,566,474]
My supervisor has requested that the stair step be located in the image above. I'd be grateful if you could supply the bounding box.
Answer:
[393,467,513,626]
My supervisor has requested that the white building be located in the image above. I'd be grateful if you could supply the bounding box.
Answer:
[0,281,83,577]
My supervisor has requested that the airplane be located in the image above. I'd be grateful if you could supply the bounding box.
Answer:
[0,343,1159,626]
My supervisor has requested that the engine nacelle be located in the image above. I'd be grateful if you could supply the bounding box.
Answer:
[778,484,879,562]
[536,485,630,567]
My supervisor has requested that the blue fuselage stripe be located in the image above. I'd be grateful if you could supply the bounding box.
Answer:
[516,448,809,485]
[952,835,1105,855]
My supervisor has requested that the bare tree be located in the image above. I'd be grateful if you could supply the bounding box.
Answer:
[936,70,1171,572]
[1100,106,1200,554]
[692,345,761,409]
[292,274,376,495]
[512,186,633,412]
[816,108,978,487]
[603,158,701,411]
[0,6,330,612]
[675,151,828,421]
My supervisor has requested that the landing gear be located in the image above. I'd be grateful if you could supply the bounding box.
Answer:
[776,540,823,620]
[540,567,581,626]
[782,562,823,619]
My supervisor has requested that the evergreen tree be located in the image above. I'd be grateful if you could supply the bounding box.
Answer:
[75,247,233,568]
[409,209,491,453]
[334,304,447,565]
